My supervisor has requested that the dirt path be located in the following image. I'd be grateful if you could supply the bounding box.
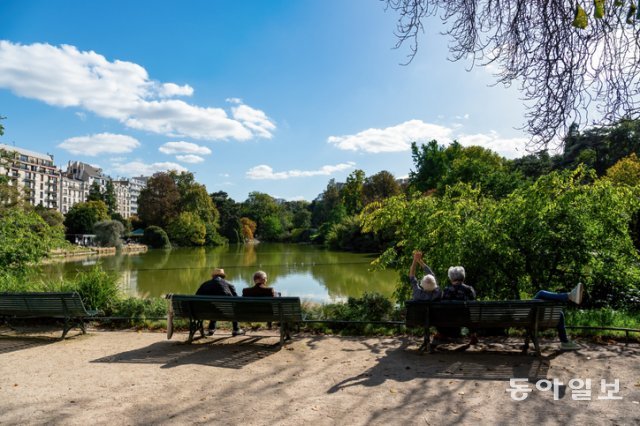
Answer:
[1,328,639,425]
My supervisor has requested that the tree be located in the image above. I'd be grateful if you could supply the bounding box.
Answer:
[241,192,281,237]
[93,220,125,248]
[605,153,640,187]
[362,170,401,205]
[167,212,206,246]
[137,172,180,228]
[240,217,257,241]
[342,169,365,215]
[386,1,640,146]
[0,208,62,275]
[64,201,109,235]
[211,191,242,242]
[103,180,117,215]
[143,225,171,249]
[87,181,103,202]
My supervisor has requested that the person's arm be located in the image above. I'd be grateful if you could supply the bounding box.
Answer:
[409,251,421,280]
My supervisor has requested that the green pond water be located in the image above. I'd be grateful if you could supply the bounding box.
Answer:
[36,243,400,303]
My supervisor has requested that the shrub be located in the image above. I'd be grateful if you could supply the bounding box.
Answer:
[71,266,120,313]
[94,220,125,248]
[143,226,171,249]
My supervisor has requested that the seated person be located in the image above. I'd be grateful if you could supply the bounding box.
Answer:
[242,270,277,329]
[196,267,245,337]
[436,265,478,345]
[242,270,277,297]
[534,283,583,350]
[408,251,442,301]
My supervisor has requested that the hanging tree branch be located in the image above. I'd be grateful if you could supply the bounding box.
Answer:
[386,0,640,149]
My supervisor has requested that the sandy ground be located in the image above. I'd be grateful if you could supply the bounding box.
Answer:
[0,326,639,425]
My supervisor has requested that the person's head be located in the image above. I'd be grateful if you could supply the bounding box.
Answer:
[212,268,226,278]
[421,274,437,292]
[447,266,465,284]
[253,270,268,286]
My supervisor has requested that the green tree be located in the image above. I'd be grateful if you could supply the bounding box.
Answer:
[0,208,61,275]
[241,192,281,239]
[143,225,171,249]
[137,172,180,228]
[260,215,284,241]
[64,200,109,235]
[342,169,365,215]
[211,191,242,243]
[167,212,206,246]
[87,181,103,202]
[103,180,117,215]
[93,220,125,248]
[362,170,400,205]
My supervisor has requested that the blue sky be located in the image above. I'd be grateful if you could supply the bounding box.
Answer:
[0,0,529,202]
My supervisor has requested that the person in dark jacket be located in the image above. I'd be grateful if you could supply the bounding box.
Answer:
[196,268,245,336]
[408,251,442,301]
[243,270,278,329]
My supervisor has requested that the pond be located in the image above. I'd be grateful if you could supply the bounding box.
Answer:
[37,243,401,303]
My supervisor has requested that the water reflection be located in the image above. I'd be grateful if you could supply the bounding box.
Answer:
[36,243,400,303]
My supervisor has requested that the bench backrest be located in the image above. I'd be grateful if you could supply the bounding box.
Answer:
[170,295,303,323]
[0,292,90,318]
[405,300,564,329]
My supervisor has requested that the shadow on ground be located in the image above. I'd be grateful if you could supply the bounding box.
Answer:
[91,332,282,369]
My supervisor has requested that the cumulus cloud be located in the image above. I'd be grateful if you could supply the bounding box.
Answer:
[0,41,275,140]
[232,104,276,139]
[159,141,212,155]
[457,131,528,159]
[111,160,187,176]
[328,119,528,159]
[58,133,140,156]
[176,154,205,164]
[246,162,355,180]
[327,120,453,153]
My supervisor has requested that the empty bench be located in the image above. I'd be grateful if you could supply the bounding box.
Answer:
[166,294,302,346]
[405,300,565,356]
[0,292,100,339]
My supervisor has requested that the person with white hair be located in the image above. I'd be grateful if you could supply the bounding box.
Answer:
[408,251,442,301]
[436,264,478,345]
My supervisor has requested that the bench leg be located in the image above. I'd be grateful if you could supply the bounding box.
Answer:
[522,333,531,354]
[188,319,200,343]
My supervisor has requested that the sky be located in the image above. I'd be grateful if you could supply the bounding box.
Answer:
[0,0,531,202]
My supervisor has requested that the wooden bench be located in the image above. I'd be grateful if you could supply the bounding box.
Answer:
[405,300,565,356]
[166,294,303,346]
[0,292,100,339]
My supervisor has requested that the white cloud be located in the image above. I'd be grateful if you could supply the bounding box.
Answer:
[111,160,187,176]
[226,97,243,104]
[232,104,276,139]
[246,162,355,180]
[176,154,205,164]
[157,82,193,98]
[456,131,528,159]
[328,119,529,159]
[159,141,211,155]
[58,132,140,156]
[0,41,275,140]
[327,120,453,153]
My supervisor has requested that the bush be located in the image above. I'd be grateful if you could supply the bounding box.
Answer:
[71,266,120,313]
[167,212,206,246]
[143,226,171,249]
[111,296,168,327]
[94,220,125,248]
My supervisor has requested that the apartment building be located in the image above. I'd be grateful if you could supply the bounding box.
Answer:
[0,143,60,209]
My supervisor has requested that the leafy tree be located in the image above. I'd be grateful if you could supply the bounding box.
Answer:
[87,181,103,202]
[0,208,61,275]
[362,167,640,307]
[64,200,109,235]
[241,192,281,238]
[93,220,125,248]
[103,180,117,215]
[260,215,284,241]
[240,217,257,241]
[311,179,345,227]
[167,212,206,246]
[211,191,242,243]
[605,153,640,187]
[0,115,4,136]
[362,170,401,205]
[342,169,365,215]
[137,172,180,228]
[386,1,640,145]
[143,225,171,249]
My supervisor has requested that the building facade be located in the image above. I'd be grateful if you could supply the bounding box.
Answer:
[0,143,60,209]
